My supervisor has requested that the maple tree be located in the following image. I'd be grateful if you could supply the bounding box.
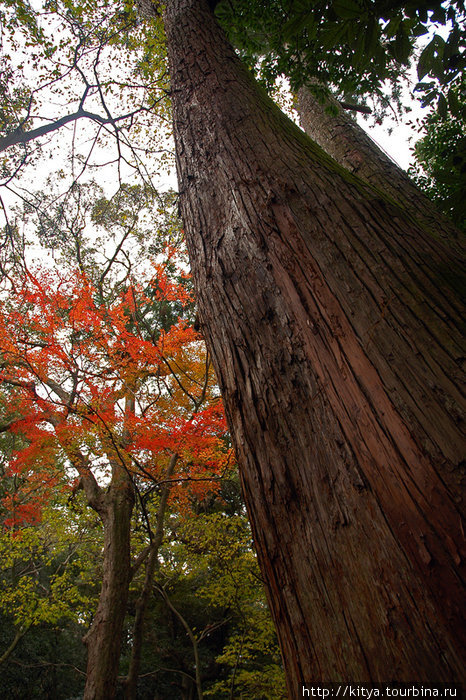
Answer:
[0,259,227,512]
[0,183,233,697]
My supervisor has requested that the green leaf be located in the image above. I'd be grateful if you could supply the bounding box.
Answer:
[416,8,428,23]
[420,89,437,107]
[394,29,412,65]
[431,7,446,24]
[417,38,435,81]
[364,17,379,56]
[321,22,349,51]
[332,0,362,20]
[412,24,429,38]
[437,93,448,118]
[385,17,400,39]
[282,14,306,41]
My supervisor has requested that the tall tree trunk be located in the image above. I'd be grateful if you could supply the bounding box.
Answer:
[296,86,463,250]
[164,0,465,693]
[83,470,135,700]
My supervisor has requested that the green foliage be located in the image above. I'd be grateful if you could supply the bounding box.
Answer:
[17,179,188,312]
[0,491,96,697]
[0,174,283,697]
[8,2,461,694]
[0,614,86,699]
[152,505,287,699]
[0,494,97,630]
[215,0,465,116]
[409,84,466,231]
[0,0,171,189]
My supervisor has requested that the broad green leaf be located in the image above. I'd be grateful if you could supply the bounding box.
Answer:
[437,93,448,118]
[332,0,362,20]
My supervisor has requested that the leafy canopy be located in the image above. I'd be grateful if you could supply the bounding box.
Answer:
[0,0,170,195]
[215,0,465,117]
[409,84,466,230]
[0,182,231,528]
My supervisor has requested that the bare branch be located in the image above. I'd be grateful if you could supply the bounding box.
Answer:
[339,101,372,114]
[155,583,204,700]
[0,102,159,154]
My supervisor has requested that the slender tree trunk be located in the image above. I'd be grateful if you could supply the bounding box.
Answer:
[83,470,135,700]
[125,453,178,700]
[156,585,204,700]
[164,0,465,693]
[296,86,463,250]
[125,543,159,700]
[0,622,32,666]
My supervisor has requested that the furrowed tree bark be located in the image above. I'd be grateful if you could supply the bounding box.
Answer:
[83,464,135,700]
[296,86,464,251]
[82,394,137,700]
[164,0,465,693]
[83,465,135,700]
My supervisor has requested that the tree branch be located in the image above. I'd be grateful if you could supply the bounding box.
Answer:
[339,101,372,114]
[0,622,33,666]
[0,98,164,154]
[155,584,204,700]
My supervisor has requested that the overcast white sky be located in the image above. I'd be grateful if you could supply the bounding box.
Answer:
[0,10,430,228]
[358,106,419,171]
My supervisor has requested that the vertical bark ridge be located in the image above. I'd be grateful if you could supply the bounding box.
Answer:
[164,0,465,688]
[296,86,464,253]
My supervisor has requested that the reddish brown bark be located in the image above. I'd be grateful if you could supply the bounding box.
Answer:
[164,0,465,693]
[296,87,463,252]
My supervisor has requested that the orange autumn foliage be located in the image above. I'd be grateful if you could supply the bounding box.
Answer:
[0,254,231,528]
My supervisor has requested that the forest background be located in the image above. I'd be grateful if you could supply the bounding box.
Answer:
[0,0,464,698]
